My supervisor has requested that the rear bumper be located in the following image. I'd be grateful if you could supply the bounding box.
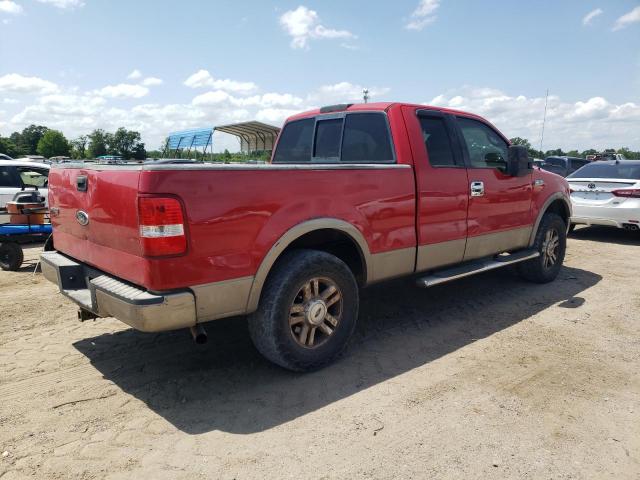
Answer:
[571,201,640,228]
[40,251,196,332]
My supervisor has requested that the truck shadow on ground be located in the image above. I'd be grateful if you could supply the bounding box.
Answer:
[73,265,600,435]
[570,225,640,246]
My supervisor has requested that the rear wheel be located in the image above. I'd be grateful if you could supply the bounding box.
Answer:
[0,242,24,271]
[248,249,359,372]
[517,213,566,283]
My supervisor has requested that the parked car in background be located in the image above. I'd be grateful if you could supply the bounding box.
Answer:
[586,153,627,162]
[568,160,640,232]
[16,155,48,163]
[0,160,50,207]
[541,156,590,177]
[41,102,571,371]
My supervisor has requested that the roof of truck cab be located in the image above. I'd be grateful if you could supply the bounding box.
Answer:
[286,102,490,123]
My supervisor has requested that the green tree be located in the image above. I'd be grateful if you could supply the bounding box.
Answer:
[565,150,581,157]
[36,129,70,158]
[70,135,88,159]
[581,149,598,157]
[510,137,543,159]
[87,129,109,158]
[545,148,565,157]
[16,125,49,155]
[0,136,23,158]
[109,127,145,159]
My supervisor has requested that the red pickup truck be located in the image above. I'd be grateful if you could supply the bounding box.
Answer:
[41,102,571,371]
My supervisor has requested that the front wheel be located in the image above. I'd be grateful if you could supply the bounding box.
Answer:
[517,213,567,283]
[248,249,359,372]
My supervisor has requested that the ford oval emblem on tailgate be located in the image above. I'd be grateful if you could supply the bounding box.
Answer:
[76,210,89,226]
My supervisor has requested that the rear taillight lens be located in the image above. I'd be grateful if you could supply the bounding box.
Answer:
[138,197,186,256]
[612,189,640,198]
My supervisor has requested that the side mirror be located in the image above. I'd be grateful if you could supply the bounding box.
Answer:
[507,145,532,177]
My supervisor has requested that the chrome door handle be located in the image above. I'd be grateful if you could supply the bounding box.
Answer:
[470,181,484,197]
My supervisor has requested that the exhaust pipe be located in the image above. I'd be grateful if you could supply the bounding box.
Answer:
[189,324,208,344]
[622,223,639,231]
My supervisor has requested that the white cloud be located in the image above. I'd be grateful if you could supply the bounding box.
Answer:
[280,6,356,49]
[582,8,603,26]
[94,83,149,99]
[141,77,163,86]
[0,0,22,14]
[127,69,142,80]
[183,69,257,93]
[405,0,440,31]
[0,73,59,95]
[427,86,640,150]
[613,6,640,31]
[36,0,85,9]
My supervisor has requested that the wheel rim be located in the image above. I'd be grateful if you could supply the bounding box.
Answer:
[542,228,560,268]
[289,277,343,348]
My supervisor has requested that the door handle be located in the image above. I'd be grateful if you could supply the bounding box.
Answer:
[470,181,484,197]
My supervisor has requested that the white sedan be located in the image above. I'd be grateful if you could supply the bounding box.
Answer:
[568,160,640,232]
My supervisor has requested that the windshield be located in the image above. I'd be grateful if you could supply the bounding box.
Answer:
[568,162,640,180]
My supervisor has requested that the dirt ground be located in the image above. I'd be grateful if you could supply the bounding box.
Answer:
[1,226,639,479]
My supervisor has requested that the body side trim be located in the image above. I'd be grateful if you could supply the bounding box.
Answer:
[190,276,254,322]
[368,247,416,283]
[464,226,532,261]
[416,238,467,271]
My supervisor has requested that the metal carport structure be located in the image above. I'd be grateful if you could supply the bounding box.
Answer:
[214,121,281,154]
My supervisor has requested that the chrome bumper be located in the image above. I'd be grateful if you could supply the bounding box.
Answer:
[40,251,196,332]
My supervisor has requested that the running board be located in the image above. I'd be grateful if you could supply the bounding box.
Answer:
[416,249,540,288]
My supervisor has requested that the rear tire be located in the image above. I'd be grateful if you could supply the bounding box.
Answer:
[248,249,359,372]
[517,213,566,283]
[0,242,24,271]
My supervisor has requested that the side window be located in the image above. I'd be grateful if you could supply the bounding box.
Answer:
[272,118,314,163]
[314,118,343,159]
[341,113,393,163]
[0,167,20,187]
[457,117,509,170]
[419,116,456,167]
[16,167,49,188]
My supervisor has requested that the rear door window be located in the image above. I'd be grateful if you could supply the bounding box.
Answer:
[419,116,457,167]
[272,118,314,163]
[341,113,393,163]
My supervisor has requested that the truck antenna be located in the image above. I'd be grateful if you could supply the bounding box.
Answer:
[539,88,549,154]
[362,88,369,104]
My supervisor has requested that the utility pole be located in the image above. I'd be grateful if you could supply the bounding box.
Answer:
[362,88,369,104]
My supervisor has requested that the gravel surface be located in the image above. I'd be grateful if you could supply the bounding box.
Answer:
[1,226,639,479]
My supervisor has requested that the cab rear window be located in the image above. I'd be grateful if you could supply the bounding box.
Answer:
[273,112,394,164]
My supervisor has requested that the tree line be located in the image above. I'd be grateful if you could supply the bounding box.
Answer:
[0,124,146,160]
[1,124,637,161]
[509,137,638,160]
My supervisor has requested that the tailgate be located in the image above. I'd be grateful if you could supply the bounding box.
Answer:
[49,166,145,283]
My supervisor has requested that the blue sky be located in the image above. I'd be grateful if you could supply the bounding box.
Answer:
[0,0,639,151]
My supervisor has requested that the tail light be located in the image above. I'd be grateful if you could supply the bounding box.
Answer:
[612,189,640,198]
[138,197,187,256]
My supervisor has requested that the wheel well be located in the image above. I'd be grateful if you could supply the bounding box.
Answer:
[284,229,366,286]
[544,199,570,226]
